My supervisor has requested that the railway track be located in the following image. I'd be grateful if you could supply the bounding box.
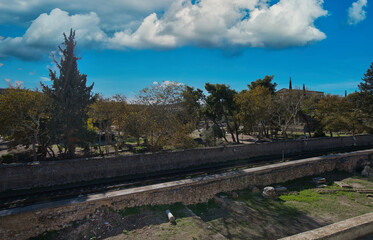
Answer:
[0,145,371,211]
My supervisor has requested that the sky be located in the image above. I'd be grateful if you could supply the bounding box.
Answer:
[0,0,372,99]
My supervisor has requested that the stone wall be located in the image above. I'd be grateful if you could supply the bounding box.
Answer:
[0,135,372,192]
[280,212,373,240]
[1,149,372,240]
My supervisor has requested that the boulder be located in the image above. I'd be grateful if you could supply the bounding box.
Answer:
[275,186,288,194]
[313,177,326,184]
[362,166,373,176]
[262,186,277,199]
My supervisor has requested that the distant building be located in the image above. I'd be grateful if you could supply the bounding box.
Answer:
[277,78,324,97]
[276,88,324,97]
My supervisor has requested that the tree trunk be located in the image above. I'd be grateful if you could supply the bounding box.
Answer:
[32,142,37,162]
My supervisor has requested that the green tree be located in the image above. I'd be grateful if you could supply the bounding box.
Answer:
[247,75,277,94]
[89,96,127,155]
[0,87,49,161]
[137,81,195,150]
[182,85,205,126]
[315,95,348,137]
[205,83,240,143]
[235,86,274,138]
[42,29,95,158]
[358,62,373,124]
[274,89,305,138]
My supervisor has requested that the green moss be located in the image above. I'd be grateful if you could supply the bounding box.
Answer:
[280,189,320,203]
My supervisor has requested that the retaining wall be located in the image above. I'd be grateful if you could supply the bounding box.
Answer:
[0,135,372,192]
[280,212,373,240]
[1,149,372,240]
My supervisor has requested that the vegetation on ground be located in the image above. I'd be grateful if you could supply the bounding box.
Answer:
[30,172,373,240]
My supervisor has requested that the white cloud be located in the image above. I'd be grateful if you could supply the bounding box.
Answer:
[348,0,368,25]
[0,8,107,60]
[0,63,3,67]
[0,0,329,60]
[0,0,174,31]
[110,0,328,50]
[40,76,50,81]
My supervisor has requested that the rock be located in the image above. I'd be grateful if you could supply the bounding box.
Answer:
[334,181,352,188]
[362,166,373,176]
[275,186,288,194]
[313,177,326,184]
[316,184,328,188]
[262,186,277,199]
[231,192,239,199]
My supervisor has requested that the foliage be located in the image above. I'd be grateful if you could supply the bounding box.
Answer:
[0,87,49,161]
[201,124,224,146]
[122,104,150,146]
[247,75,277,94]
[89,95,127,154]
[1,154,14,164]
[314,94,364,136]
[137,81,195,150]
[204,83,240,143]
[235,86,274,138]
[273,89,305,138]
[134,146,148,154]
[182,85,205,125]
[298,95,320,137]
[357,62,373,126]
[42,29,96,158]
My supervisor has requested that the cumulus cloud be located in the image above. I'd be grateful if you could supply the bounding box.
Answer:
[0,0,174,31]
[110,0,328,49]
[0,0,329,60]
[0,8,107,60]
[348,0,368,25]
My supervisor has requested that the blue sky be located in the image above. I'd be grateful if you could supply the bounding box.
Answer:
[0,0,371,99]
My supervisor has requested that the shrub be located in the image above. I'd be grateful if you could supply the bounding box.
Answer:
[1,154,14,164]
[134,146,148,153]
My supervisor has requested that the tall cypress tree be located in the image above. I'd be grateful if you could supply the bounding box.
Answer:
[42,29,95,158]
[358,62,373,121]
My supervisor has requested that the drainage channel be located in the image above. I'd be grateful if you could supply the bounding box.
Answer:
[0,145,370,211]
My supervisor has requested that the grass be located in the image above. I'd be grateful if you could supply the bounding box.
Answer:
[280,189,320,203]
[27,172,373,240]
[187,199,219,216]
